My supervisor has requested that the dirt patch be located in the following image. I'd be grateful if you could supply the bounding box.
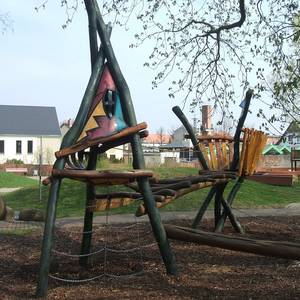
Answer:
[0,216,300,299]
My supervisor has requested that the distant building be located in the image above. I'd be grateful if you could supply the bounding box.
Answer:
[142,133,172,153]
[0,105,61,164]
[277,121,300,147]
[262,144,293,155]
[60,119,74,137]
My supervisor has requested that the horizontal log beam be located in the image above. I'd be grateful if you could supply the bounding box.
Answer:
[165,225,300,261]
[55,122,147,158]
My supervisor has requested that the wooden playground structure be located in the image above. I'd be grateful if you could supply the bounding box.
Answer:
[31,0,300,297]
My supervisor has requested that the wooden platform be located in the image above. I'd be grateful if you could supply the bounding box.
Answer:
[247,169,299,186]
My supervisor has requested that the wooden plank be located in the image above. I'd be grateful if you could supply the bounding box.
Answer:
[247,173,293,186]
[215,141,223,170]
[199,143,211,169]
[221,142,228,169]
[228,142,234,166]
[208,142,217,170]
[52,169,153,185]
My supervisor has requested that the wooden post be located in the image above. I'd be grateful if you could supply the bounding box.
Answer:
[91,0,178,275]
[36,171,63,297]
[214,183,225,228]
[215,177,245,232]
[36,42,107,298]
[231,89,253,171]
[79,0,100,268]
[192,186,216,228]
[172,106,209,170]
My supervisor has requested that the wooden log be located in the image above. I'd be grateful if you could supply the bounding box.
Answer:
[98,130,148,154]
[151,180,191,192]
[52,169,153,185]
[153,189,177,197]
[172,106,209,170]
[19,209,45,222]
[149,175,214,185]
[0,197,6,220]
[164,225,300,261]
[135,181,218,217]
[95,192,141,199]
[55,122,147,158]
[89,197,135,212]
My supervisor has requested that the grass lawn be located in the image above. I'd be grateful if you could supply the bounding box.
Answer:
[2,167,300,218]
[0,171,38,188]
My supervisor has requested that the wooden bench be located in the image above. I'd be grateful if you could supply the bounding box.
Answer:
[291,149,300,171]
[5,167,28,175]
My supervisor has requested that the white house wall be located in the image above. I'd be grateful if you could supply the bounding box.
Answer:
[106,147,124,160]
[160,151,180,164]
[0,135,61,164]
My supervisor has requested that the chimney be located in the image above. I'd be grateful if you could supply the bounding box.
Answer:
[201,105,213,133]
[67,119,72,128]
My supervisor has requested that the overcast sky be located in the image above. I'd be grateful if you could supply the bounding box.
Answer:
[1,1,271,134]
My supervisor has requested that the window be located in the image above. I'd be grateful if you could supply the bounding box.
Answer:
[27,140,33,154]
[0,140,4,154]
[16,140,22,154]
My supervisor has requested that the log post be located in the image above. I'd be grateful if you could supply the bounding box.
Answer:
[91,0,178,275]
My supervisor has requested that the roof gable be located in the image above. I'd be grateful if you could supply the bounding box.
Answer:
[0,105,61,136]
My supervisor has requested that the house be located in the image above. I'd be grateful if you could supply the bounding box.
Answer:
[277,120,300,147]
[0,105,61,165]
[60,119,74,137]
[159,105,214,164]
[142,133,172,153]
[262,144,293,155]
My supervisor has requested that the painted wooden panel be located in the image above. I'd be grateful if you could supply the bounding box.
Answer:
[77,65,128,142]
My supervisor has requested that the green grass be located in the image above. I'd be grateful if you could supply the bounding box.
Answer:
[2,167,300,218]
[0,171,38,188]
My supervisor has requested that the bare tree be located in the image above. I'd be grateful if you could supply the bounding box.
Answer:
[38,0,300,131]
[0,12,13,34]
[156,126,166,145]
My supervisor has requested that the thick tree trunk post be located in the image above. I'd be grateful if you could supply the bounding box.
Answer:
[192,186,216,228]
[219,195,244,233]
[230,89,253,171]
[79,0,99,268]
[80,148,97,267]
[172,106,209,170]
[92,0,177,275]
[36,43,107,297]
[36,175,62,298]
[214,184,225,228]
[215,177,245,232]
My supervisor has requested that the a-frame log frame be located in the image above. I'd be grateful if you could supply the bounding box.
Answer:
[36,1,177,297]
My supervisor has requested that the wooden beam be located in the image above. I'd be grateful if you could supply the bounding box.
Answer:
[165,225,300,260]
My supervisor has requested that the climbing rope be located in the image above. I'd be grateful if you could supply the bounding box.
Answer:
[49,184,155,283]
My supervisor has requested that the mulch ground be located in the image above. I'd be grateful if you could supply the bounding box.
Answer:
[0,216,300,299]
